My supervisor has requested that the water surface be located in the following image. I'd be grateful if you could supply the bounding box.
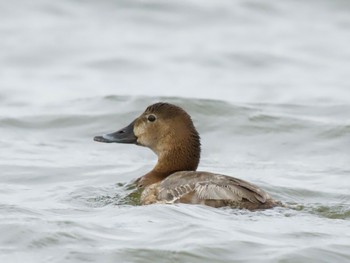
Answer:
[1,0,350,262]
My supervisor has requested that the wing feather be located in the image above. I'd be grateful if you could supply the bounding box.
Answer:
[158,171,270,204]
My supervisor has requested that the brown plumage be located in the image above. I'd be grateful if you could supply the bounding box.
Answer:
[94,102,281,210]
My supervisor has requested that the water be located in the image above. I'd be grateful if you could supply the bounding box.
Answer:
[1,0,350,262]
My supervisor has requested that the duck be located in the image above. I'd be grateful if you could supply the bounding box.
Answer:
[94,102,281,210]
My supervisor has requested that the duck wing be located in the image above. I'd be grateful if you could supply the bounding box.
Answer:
[157,171,270,204]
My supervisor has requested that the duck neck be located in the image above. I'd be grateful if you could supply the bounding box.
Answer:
[138,141,200,187]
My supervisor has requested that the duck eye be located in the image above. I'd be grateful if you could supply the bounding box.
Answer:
[147,115,156,122]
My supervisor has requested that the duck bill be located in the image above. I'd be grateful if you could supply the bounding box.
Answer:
[94,121,137,144]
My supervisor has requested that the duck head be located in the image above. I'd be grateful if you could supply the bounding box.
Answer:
[94,102,201,173]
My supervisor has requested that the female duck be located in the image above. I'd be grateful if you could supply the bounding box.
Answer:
[94,102,280,210]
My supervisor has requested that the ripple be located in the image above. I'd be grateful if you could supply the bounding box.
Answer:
[1,95,350,263]
[310,204,350,220]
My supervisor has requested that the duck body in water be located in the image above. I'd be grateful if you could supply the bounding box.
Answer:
[94,102,280,210]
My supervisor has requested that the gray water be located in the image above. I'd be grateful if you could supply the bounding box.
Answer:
[1,0,350,262]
